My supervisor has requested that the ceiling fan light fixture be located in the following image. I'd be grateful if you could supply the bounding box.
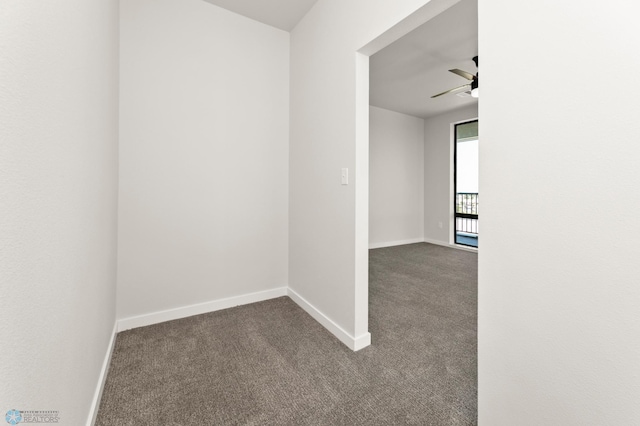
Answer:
[470,75,479,98]
[431,56,479,99]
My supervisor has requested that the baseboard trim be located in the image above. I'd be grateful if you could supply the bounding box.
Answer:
[423,237,478,253]
[117,287,288,332]
[369,238,424,249]
[287,288,371,351]
[87,322,117,426]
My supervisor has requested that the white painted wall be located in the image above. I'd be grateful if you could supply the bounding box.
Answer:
[290,0,460,348]
[423,105,477,244]
[118,0,289,320]
[0,1,119,424]
[479,1,640,424]
[369,106,424,247]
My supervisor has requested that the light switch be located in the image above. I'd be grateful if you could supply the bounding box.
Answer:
[341,168,348,185]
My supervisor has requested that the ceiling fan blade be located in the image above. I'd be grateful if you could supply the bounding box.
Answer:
[449,69,476,81]
[431,84,471,98]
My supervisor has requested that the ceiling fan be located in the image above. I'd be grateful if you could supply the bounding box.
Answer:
[431,56,478,99]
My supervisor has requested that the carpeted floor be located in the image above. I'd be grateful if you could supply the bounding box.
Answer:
[95,243,477,425]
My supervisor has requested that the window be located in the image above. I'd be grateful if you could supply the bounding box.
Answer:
[454,120,478,247]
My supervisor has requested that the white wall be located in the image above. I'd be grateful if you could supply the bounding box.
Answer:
[479,1,640,424]
[0,1,119,424]
[290,0,460,349]
[369,106,424,247]
[118,0,289,320]
[423,105,477,244]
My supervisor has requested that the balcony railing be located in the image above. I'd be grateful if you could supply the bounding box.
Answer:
[456,217,478,234]
[456,192,478,217]
[456,193,478,247]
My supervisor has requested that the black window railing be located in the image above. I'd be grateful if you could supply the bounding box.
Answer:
[456,193,478,235]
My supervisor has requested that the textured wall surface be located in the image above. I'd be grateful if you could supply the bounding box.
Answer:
[478,1,640,424]
[118,0,290,320]
[369,106,424,246]
[0,0,119,424]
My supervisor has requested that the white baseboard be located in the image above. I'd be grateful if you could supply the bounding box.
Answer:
[369,238,424,249]
[287,288,371,351]
[87,322,117,426]
[423,237,478,253]
[117,287,288,332]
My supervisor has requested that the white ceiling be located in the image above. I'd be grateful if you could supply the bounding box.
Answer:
[202,0,319,32]
[201,0,476,119]
[370,0,478,119]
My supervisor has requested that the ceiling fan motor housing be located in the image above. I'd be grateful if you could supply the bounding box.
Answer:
[472,56,478,90]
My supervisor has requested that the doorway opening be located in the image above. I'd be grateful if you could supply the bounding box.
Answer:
[356,0,478,348]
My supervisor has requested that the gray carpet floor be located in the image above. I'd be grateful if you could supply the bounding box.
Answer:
[96,243,477,425]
